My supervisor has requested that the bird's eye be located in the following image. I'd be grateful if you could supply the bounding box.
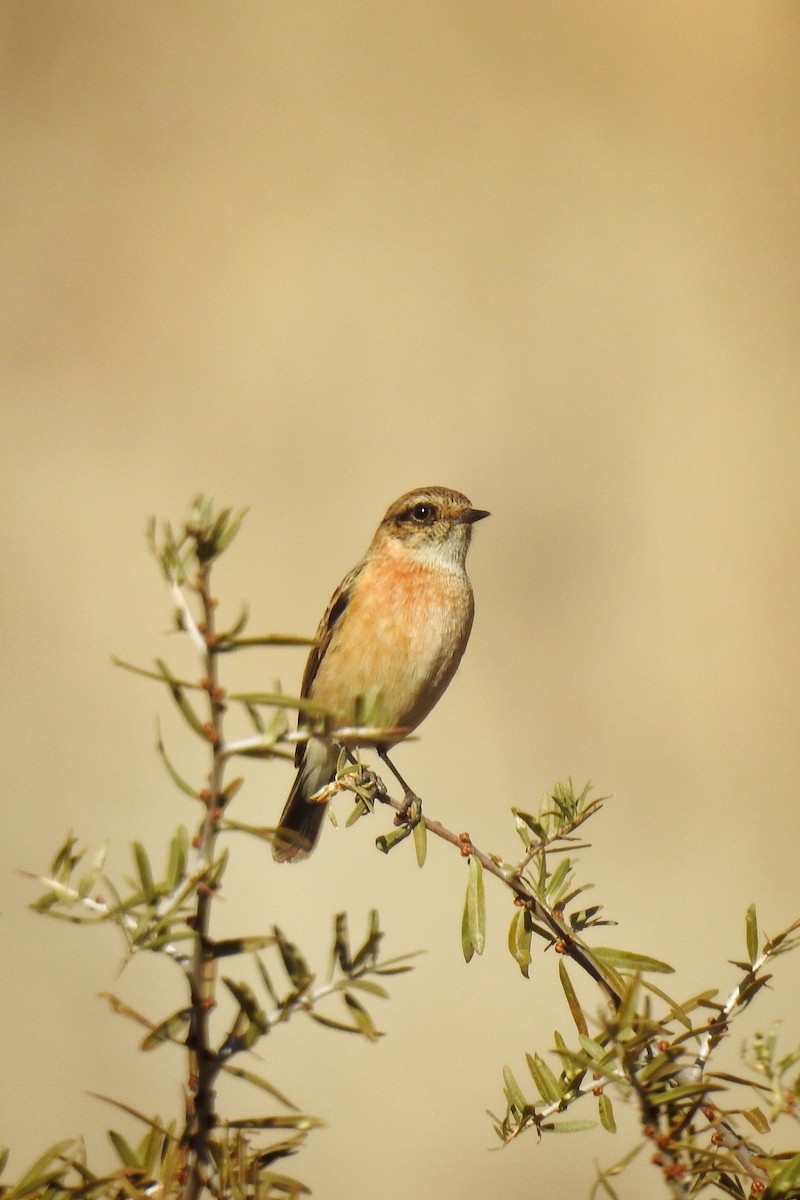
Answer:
[409,502,436,522]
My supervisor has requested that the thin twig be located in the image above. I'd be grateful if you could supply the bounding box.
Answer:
[370,782,623,1008]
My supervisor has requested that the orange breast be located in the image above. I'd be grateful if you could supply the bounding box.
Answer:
[310,553,474,737]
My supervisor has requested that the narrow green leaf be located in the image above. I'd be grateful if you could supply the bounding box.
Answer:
[375,824,412,853]
[349,910,383,972]
[745,903,758,966]
[641,979,692,1030]
[738,973,772,1007]
[51,833,80,880]
[770,1151,800,1193]
[526,1052,561,1103]
[546,857,571,901]
[614,972,642,1035]
[512,807,547,844]
[99,993,160,1034]
[676,987,720,1013]
[372,956,420,976]
[764,917,800,958]
[221,818,275,842]
[229,691,329,717]
[461,883,474,962]
[466,856,486,956]
[273,927,313,989]
[107,1131,138,1168]
[113,657,201,689]
[502,1065,528,1112]
[132,842,157,904]
[592,947,674,974]
[140,1008,191,1050]
[254,954,280,1005]
[308,1011,366,1034]
[212,511,244,556]
[508,909,532,978]
[166,826,189,890]
[222,979,269,1034]
[76,839,108,900]
[413,817,427,867]
[598,1093,616,1133]
[218,601,250,643]
[347,979,389,999]
[559,961,588,1036]
[137,1125,167,1176]
[342,991,381,1040]
[224,1114,325,1131]
[345,796,371,828]
[647,1080,723,1105]
[332,912,351,973]
[229,633,317,649]
[547,1119,596,1133]
[592,1140,645,1196]
[244,699,266,733]
[156,724,199,798]
[741,1106,770,1134]
[209,935,274,959]
[155,658,207,736]
[578,1034,609,1064]
[219,1063,299,1111]
[554,1032,581,1084]
[592,1175,621,1200]
[7,1140,76,1196]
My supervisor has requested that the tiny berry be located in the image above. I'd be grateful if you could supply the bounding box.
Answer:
[663,1164,686,1180]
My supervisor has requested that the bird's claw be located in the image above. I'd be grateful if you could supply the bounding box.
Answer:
[396,790,422,829]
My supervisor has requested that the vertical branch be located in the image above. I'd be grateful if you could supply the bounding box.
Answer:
[184,559,226,1200]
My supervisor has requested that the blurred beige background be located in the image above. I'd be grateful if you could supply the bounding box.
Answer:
[2,2,799,1196]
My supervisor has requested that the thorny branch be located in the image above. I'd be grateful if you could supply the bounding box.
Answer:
[336,769,797,1198]
[181,556,227,1200]
[16,498,799,1200]
[365,773,624,1007]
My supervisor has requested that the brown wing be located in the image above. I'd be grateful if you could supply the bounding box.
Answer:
[294,559,365,766]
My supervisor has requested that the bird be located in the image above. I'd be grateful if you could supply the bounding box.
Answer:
[272,485,490,861]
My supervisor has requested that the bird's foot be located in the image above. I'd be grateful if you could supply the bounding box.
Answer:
[354,764,388,803]
[396,789,423,830]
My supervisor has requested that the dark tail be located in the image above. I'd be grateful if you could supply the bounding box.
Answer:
[272,769,328,863]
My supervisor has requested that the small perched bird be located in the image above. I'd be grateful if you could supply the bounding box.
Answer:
[272,485,489,862]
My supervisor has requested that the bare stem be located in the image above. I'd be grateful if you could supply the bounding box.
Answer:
[183,566,226,1200]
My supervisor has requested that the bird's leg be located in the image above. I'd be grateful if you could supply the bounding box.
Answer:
[377,747,423,829]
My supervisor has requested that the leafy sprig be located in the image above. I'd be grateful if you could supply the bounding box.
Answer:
[8,497,417,1200]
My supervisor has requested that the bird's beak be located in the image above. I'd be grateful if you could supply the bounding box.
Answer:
[462,507,490,524]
